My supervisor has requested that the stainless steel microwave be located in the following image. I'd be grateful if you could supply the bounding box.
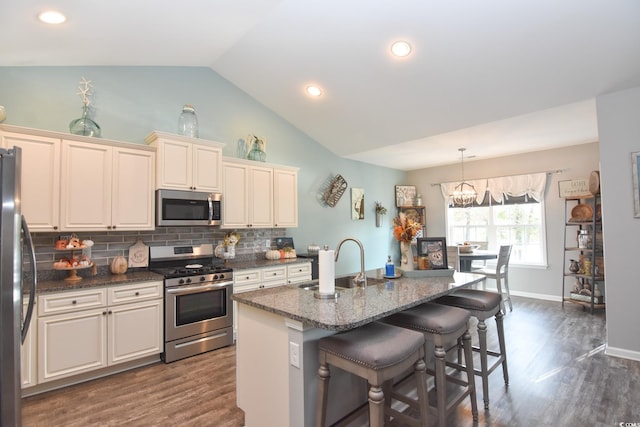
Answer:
[156,189,222,226]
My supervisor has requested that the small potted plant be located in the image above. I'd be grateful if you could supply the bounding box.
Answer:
[375,201,387,227]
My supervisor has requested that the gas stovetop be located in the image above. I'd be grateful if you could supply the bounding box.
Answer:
[148,244,233,284]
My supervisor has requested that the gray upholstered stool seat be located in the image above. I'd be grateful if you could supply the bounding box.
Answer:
[316,321,429,427]
[436,289,509,410]
[383,302,478,427]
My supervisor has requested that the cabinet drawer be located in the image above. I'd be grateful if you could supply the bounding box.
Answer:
[107,281,163,306]
[287,262,311,277]
[38,289,107,316]
[234,269,261,285]
[261,266,286,282]
[233,282,262,294]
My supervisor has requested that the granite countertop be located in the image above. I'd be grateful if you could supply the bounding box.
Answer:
[28,271,164,294]
[233,272,486,331]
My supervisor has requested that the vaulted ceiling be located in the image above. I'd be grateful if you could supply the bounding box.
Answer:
[3,0,640,170]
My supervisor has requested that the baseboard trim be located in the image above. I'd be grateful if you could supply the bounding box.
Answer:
[605,346,640,362]
[480,286,562,303]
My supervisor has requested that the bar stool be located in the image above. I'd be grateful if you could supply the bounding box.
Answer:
[383,302,478,427]
[316,321,429,427]
[436,289,508,410]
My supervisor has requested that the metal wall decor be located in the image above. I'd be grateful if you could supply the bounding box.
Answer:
[321,174,348,207]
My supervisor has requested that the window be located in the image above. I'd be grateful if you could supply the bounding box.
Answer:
[446,195,547,266]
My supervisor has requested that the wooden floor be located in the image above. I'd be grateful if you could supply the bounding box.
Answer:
[22,296,640,426]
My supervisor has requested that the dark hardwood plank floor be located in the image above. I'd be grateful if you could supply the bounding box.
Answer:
[22,296,640,426]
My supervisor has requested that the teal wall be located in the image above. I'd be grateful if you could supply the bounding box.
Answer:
[0,66,406,274]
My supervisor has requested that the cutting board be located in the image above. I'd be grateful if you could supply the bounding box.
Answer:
[128,238,149,267]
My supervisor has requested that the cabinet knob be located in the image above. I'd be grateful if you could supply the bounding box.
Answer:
[108,310,112,315]
[102,311,107,316]
[53,226,58,230]
[135,292,140,296]
[112,225,116,229]
[72,300,77,305]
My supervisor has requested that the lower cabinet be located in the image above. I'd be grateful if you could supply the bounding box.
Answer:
[37,281,163,384]
[21,299,37,389]
[233,262,311,340]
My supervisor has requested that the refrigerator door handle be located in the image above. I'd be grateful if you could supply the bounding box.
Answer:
[20,215,37,344]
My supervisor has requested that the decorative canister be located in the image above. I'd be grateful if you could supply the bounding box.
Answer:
[578,230,592,249]
[178,104,199,138]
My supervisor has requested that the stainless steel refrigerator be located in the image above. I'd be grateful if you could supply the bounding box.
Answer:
[0,146,37,426]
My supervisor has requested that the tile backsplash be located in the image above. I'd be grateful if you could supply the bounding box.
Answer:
[28,227,287,281]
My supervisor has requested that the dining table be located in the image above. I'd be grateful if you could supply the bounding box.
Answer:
[458,249,498,272]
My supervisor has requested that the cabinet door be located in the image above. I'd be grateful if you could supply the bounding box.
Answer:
[273,168,298,228]
[111,146,155,230]
[156,138,192,190]
[38,308,108,383]
[193,144,222,192]
[249,166,273,228]
[1,131,60,231]
[21,299,37,389]
[108,299,163,365]
[222,162,250,228]
[60,140,112,230]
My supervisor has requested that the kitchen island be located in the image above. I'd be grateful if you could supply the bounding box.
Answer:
[233,271,486,427]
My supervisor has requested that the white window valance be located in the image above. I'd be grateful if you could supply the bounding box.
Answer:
[487,172,547,203]
[441,172,547,204]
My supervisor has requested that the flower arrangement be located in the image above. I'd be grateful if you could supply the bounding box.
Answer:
[375,201,387,215]
[393,212,422,242]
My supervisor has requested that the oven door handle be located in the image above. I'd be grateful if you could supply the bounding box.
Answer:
[166,282,232,295]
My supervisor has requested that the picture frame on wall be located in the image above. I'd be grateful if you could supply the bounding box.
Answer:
[632,152,640,217]
[395,185,416,206]
[416,237,448,270]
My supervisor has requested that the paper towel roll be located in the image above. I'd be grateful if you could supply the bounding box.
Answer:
[318,249,335,294]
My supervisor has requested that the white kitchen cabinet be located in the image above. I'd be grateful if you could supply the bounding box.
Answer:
[145,131,224,192]
[232,262,310,339]
[37,281,163,384]
[21,298,37,389]
[286,262,312,284]
[274,168,298,228]
[222,161,273,228]
[60,140,155,231]
[0,130,61,231]
[222,158,298,229]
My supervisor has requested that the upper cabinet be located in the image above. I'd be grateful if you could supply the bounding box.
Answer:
[222,158,298,229]
[1,125,156,232]
[61,140,155,231]
[0,130,61,231]
[145,131,224,193]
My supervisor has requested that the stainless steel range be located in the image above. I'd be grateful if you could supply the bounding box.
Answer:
[149,243,233,363]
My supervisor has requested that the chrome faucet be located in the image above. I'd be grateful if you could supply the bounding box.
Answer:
[334,237,367,287]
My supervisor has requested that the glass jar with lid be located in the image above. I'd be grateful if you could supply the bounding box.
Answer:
[578,229,592,249]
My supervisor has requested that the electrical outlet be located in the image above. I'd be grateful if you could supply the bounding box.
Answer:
[289,342,300,368]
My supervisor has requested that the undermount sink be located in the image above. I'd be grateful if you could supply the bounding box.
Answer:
[297,275,385,291]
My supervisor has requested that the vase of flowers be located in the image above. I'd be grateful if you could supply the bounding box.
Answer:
[393,212,421,271]
[375,201,387,227]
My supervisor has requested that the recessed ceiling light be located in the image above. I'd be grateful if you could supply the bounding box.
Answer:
[305,85,323,97]
[391,41,412,57]
[38,11,67,25]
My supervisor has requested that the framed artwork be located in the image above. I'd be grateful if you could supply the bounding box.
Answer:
[416,237,448,270]
[395,185,416,206]
[633,152,640,217]
[351,187,364,220]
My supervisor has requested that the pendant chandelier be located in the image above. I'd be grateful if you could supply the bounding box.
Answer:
[450,148,477,207]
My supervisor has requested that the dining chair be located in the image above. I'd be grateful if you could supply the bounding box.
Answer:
[473,245,513,313]
[446,246,460,271]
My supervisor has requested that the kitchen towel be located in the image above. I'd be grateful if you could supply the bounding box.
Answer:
[318,248,335,294]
